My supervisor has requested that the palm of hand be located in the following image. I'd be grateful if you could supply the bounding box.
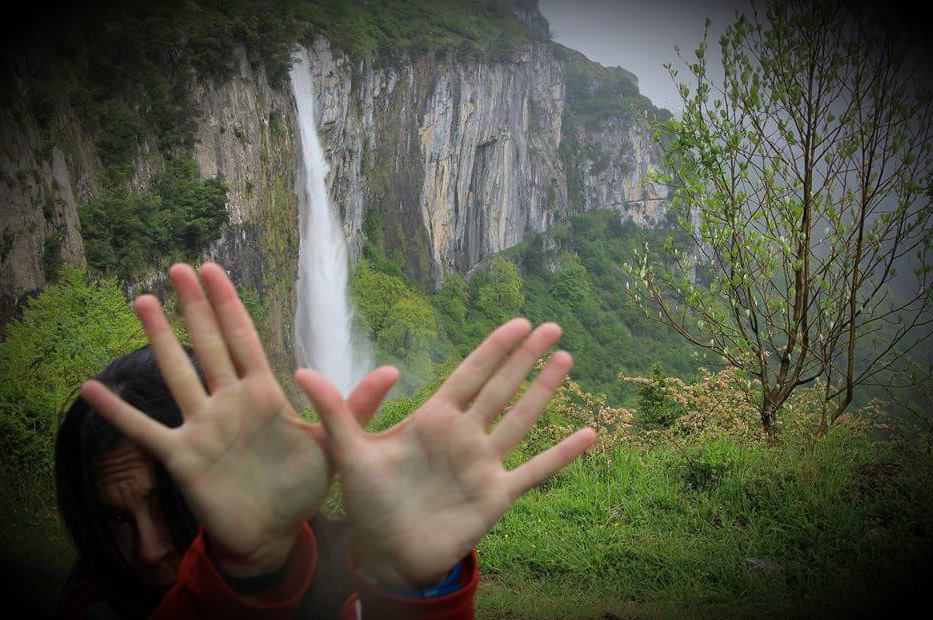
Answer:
[298,319,596,588]
[81,264,342,572]
[340,401,512,582]
[163,374,329,559]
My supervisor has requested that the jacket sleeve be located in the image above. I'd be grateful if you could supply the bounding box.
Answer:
[150,522,317,620]
[338,551,479,620]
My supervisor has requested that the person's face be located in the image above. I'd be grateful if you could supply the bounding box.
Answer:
[95,442,181,588]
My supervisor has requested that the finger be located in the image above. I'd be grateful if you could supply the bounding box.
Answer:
[470,323,563,425]
[135,296,207,417]
[80,380,174,463]
[170,264,236,390]
[346,366,400,429]
[436,318,532,407]
[506,428,597,499]
[294,368,364,455]
[491,351,573,456]
[198,263,272,377]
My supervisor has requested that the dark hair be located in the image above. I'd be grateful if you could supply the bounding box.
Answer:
[55,345,358,618]
[55,345,200,618]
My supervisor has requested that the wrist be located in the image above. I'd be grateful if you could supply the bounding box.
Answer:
[351,542,448,590]
[209,530,299,579]
[357,559,464,598]
[357,564,448,591]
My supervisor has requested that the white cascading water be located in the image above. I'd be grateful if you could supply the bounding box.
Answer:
[289,48,370,396]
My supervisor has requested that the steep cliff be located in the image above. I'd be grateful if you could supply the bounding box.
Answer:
[0,0,670,348]
[0,50,94,331]
[304,36,670,288]
[0,44,303,373]
[187,47,302,374]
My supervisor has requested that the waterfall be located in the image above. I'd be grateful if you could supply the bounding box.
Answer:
[289,48,371,396]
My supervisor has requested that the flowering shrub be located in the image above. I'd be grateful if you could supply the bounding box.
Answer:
[513,361,889,479]
[619,367,760,441]
[516,362,632,460]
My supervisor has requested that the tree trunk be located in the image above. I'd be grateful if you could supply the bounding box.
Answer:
[759,395,778,437]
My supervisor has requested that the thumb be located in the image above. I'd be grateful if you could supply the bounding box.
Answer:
[294,368,363,457]
[347,366,400,429]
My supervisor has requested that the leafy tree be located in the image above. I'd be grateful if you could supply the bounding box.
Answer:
[0,270,145,479]
[80,192,162,272]
[350,259,442,382]
[94,98,145,183]
[80,158,228,276]
[475,256,525,324]
[432,271,471,356]
[377,294,438,359]
[151,158,228,256]
[350,259,413,338]
[550,253,592,306]
[630,0,933,433]
[635,364,681,429]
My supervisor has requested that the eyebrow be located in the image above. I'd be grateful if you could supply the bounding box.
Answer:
[94,451,152,477]
[98,485,156,506]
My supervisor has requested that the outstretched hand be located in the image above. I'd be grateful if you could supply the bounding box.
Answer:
[296,318,596,589]
[80,263,397,577]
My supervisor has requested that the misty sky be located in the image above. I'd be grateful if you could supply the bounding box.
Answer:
[537,0,929,115]
[537,0,742,114]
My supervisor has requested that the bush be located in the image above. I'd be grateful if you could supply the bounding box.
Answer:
[351,259,414,338]
[80,158,228,276]
[0,270,145,484]
[94,98,145,183]
[633,363,682,429]
[350,259,443,383]
[474,256,525,324]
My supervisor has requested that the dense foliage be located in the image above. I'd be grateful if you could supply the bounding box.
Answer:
[511,212,711,401]
[294,0,544,64]
[351,210,709,404]
[80,158,228,277]
[0,270,146,482]
[350,259,440,385]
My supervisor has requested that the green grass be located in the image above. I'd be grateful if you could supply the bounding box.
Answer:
[472,428,933,618]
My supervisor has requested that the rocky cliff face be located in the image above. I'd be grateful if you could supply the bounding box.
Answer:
[187,48,302,374]
[567,115,671,228]
[0,50,94,330]
[0,22,669,344]
[0,46,303,373]
[302,37,669,287]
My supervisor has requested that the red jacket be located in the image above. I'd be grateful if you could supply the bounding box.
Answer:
[63,523,478,619]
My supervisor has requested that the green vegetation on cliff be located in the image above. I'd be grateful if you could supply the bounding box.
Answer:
[512,212,708,401]
[351,210,707,404]
[295,0,544,63]
[555,43,666,129]
[80,158,228,277]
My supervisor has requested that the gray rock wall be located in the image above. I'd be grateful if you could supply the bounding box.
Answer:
[0,33,670,345]
[301,37,668,287]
